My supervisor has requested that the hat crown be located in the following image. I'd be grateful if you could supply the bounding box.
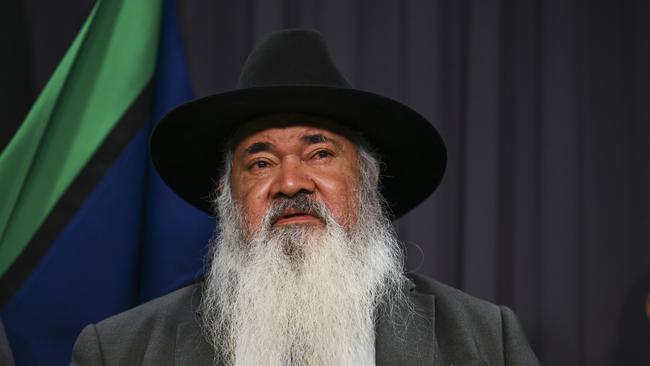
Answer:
[237,29,351,89]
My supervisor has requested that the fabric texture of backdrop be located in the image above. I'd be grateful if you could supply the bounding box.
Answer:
[1,0,649,365]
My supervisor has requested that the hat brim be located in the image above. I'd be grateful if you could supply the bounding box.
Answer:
[150,85,446,219]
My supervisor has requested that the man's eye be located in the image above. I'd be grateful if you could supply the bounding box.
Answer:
[250,160,270,169]
[314,150,332,159]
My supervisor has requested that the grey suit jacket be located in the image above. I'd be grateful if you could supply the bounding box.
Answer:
[70,273,540,365]
[0,319,15,366]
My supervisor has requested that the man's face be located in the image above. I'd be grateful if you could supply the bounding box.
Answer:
[230,121,361,235]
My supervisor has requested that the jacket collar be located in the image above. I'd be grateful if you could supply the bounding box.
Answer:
[175,285,216,365]
[375,277,438,366]
[175,319,216,366]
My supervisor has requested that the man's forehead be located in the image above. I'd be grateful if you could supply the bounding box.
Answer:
[229,114,359,151]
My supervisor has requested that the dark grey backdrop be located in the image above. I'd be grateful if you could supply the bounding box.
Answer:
[3,0,649,365]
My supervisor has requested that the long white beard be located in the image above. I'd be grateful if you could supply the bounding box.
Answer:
[200,164,409,366]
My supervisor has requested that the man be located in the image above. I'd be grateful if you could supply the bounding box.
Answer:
[71,29,540,365]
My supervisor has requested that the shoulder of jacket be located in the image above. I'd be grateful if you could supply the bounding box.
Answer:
[407,273,512,364]
[406,272,501,319]
[95,282,202,332]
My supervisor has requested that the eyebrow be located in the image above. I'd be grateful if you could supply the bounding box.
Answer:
[243,134,340,155]
[301,134,340,148]
[244,141,273,155]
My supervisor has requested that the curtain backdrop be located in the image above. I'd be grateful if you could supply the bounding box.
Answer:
[2,0,649,365]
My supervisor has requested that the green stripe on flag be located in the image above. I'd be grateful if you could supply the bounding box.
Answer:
[0,0,162,277]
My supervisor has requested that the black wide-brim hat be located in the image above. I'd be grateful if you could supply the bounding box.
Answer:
[151,29,446,219]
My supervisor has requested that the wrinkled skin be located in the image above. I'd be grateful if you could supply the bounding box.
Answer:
[230,118,361,235]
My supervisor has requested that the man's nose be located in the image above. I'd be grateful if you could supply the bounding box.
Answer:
[271,158,316,198]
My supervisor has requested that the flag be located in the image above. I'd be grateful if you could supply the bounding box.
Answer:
[0,0,213,364]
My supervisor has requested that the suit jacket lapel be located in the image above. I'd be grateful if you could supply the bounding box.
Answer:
[174,285,218,366]
[175,318,217,366]
[375,280,439,366]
